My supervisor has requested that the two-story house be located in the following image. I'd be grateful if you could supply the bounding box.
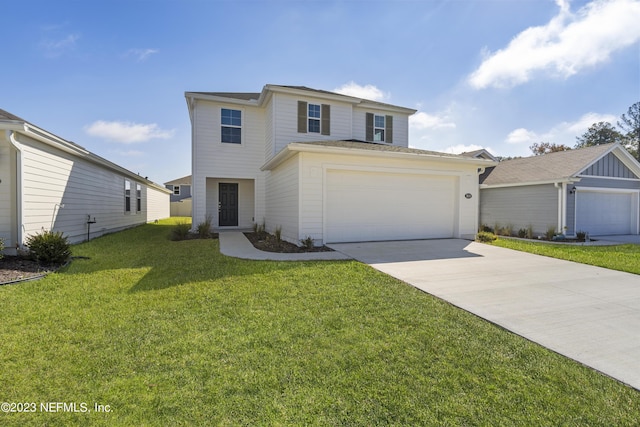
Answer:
[186,85,494,246]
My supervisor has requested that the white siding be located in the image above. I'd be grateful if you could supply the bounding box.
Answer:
[265,155,299,244]
[146,185,171,221]
[352,107,410,148]
[205,178,256,228]
[272,93,353,154]
[191,99,266,229]
[0,137,17,251]
[290,151,479,244]
[480,184,558,236]
[18,134,168,245]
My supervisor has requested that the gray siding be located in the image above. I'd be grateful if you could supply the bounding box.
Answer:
[480,184,558,236]
[581,153,638,178]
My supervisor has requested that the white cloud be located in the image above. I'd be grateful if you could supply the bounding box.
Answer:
[409,111,456,130]
[85,120,175,143]
[124,48,159,62]
[333,82,389,101]
[506,128,539,144]
[469,0,640,89]
[505,112,619,147]
[39,33,80,58]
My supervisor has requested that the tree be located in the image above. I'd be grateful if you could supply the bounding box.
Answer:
[618,102,640,160]
[575,121,627,149]
[529,142,571,156]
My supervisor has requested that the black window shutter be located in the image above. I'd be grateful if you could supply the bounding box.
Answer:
[385,115,393,144]
[365,113,374,141]
[297,101,307,133]
[321,104,330,136]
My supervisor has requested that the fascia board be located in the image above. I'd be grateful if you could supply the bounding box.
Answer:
[184,92,259,107]
[480,177,581,189]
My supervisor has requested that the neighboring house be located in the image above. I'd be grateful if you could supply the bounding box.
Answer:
[461,148,498,162]
[164,175,192,217]
[480,143,640,237]
[186,85,494,245]
[0,108,171,255]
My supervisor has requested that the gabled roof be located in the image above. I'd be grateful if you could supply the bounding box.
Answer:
[481,143,639,187]
[164,175,192,186]
[461,148,498,162]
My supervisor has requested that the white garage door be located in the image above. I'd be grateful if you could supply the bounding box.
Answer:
[326,170,456,243]
[576,190,636,235]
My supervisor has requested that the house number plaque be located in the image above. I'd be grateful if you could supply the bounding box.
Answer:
[464,193,472,199]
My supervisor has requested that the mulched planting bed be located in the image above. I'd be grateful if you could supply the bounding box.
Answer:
[244,232,333,253]
[0,256,61,284]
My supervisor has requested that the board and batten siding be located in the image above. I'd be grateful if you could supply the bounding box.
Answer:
[191,99,266,228]
[0,137,17,250]
[580,152,638,179]
[271,93,353,154]
[265,155,299,244]
[480,184,558,236]
[16,133,168,245]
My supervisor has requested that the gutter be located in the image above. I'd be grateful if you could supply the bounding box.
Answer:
[7,131,24,251]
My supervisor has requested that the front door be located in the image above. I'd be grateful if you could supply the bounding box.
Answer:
[218,183,238,226]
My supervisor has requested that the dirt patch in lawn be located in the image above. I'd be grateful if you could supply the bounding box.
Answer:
[0,256,62,284]
[244,232,333,253]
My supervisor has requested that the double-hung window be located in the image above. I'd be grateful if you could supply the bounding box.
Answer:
[136,184,142,212]
[124,179,131,212]
[308,104,321,133]
[173,185,180,195]
[221,108,242,144]
[374,115,385,142]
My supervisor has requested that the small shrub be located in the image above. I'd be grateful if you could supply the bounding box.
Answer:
[526,225,534,239]
[274,226,282,243]
[545,226,556,241]
[479,224,494,233]
[300,236,314,249]
[254,221,267,240]
[25,229,71,264]
[500,224,513,237]
[517,228,527,238]
[0,237,4,260]
[576,230,587,241]
[171,221,191,241]
[475,231,497,242]
[196,214,213,238]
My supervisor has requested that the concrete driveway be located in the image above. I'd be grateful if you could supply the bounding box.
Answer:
[328,239,640,390]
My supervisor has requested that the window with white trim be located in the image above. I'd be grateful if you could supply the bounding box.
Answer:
[221,108,242,143]
[124,179,131,212]
[173,185,180,195]
[374,115,385,142]
[308,104,321,133]
[136,184,142,212]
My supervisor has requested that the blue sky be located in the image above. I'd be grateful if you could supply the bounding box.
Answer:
[2,0,639,185]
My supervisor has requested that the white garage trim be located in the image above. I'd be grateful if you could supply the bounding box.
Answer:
[574,187,640,236]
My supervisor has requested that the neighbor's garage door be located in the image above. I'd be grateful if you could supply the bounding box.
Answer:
[576,190,635,235]
[325,170,456,243]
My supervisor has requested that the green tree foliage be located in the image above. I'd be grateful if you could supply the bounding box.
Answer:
[575,122,627,149]
[617,102,640,160]
[530,142,571,156]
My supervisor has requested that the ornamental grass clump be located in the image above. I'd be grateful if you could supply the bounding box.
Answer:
[170,221,192,241]
[25,229,71,264]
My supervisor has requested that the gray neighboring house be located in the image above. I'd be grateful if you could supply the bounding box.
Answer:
[480,143,640,237]
[164,175,192,217]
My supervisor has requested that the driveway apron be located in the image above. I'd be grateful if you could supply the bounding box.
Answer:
[328,239,640,390]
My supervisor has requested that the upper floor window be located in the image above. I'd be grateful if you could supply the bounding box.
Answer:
[308,104,321,133]
[136,184,142,212]
[374,115,385,142]
[366,113,393,144]
[173,185,180,195]
[124,179,131,212]
[297,101,330,135]
[221,108,241,144]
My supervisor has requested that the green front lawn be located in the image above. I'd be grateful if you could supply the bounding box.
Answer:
[491,238,640,275]
[1,220,639,426]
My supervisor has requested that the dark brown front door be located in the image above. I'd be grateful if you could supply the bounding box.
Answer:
[219,183,238,226]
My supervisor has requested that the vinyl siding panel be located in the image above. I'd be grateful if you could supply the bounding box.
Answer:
[18,134,168,245]
[205,178,256,228]
[191,99,266,228]
[480,184,558,236]
[272,93,353,154]
[265,155,299,244]
[581,153,638,178]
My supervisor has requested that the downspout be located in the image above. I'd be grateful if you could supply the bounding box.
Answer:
[8,131,24,251]
[554,182,564,235]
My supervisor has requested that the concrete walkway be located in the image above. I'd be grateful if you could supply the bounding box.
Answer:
[218,231,351,261]
[329,239,640,390]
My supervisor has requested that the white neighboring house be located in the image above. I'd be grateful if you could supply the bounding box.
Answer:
[0,108,170,255]
[186,85,494,246]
